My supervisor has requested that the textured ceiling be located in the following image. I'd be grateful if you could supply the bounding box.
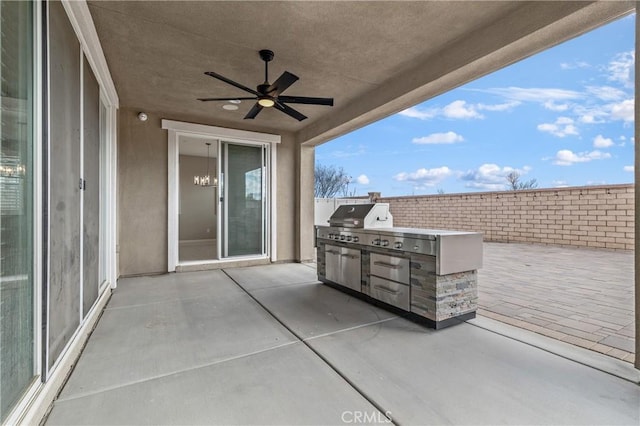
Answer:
[87,1,633,142]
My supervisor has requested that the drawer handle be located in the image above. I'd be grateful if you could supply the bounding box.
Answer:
[326,250,340,255]
[373,260,402,269]
[340,253,358,259]
[374,285,400,295]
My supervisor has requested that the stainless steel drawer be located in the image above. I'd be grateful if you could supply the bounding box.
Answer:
[370,276,409,311]
[370,253,410,284]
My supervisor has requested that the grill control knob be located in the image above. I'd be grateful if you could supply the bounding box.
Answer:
[353,237,359,243]
[381,240,389,247]
[373,239,380,246]
[340,235,346,241]
[346,236,353,242]
[394,242,403,249]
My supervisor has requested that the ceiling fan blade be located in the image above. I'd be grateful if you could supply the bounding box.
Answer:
[274,101,307,121]
[205,71,259,96]
[267,71,299,96]
[244,103,264,119]
[198,97,257,102]
[277,96,334,106]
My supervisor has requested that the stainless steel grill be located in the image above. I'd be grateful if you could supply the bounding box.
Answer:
[327,203,392,228]
[316,203,483,329]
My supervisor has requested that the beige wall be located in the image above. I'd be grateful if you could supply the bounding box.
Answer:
[118,108,168,275]
[297,144,316,262]
[276,133,297,262]
[382,184,634,251]
[179,154,217,241]
[118,107,299,276]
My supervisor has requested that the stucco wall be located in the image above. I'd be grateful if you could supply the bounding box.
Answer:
[381,184,634,251]
[117,108,298,276]
[118,109,168,275]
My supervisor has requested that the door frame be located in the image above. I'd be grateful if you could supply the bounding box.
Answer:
[162,119,280,272]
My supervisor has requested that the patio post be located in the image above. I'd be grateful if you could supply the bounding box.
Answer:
[297,143,316,262]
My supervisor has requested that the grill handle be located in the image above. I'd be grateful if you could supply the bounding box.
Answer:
[340,253,358,259]
[373,260,402,270]
[373,285,400,296]
[326,249,340,255]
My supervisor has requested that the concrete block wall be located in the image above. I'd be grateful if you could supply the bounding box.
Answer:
[380,184,634,251]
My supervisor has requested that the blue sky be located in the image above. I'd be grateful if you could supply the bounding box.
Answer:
[316,14,635,197]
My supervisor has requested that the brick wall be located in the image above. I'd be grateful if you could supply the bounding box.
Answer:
[379,184,634,251]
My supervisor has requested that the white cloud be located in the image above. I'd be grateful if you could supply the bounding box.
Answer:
[393,166,452,187]
[412,131,464,145]
[607,50,634,88]
[399,100,519,121]
[476,101,521,112]
[560,61,590,70]
[442,100,483,119]
[537,117,579,138]
[356,174,370,185]
[576,107,608,124]
[398,106,436,120]
[593,134,614,148]
[552,149,611,166]
[586,86,627,101]
[623,165,634,173]
[552,180,570,188]
[543,100,569,112]
[476,87,583,102]
[459,163,530,191]
[610,99,634,122]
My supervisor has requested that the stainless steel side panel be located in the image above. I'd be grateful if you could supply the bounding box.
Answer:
[370,276,410,310]
[370,253,410,284]
[437,233,483,275]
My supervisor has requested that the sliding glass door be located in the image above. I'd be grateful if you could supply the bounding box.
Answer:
[221,142,266,258]
[0,0,35,420]
[165,122,275,269]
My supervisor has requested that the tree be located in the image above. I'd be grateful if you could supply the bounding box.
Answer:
[506,171,538,190]
[315,163,352,198]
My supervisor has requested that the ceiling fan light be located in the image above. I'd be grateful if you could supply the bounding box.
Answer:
[258,98,275,108]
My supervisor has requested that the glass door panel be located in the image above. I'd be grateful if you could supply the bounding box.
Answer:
[81,56,100,317]
[178,136,218,262]
[222,143,265,257]
[0,0,35,420]
[48,0,82,369]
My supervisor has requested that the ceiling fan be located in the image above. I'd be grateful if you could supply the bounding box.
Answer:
[198,49,334,122]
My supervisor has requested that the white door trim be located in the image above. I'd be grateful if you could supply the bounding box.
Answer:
[163,120,279,271]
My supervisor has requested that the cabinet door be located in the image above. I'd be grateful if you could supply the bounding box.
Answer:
[324,244,341,284]
[339,247,361,291]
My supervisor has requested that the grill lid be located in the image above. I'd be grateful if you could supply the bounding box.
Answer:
[328,203,392,228]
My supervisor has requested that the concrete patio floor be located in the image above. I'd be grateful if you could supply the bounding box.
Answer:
[46,263,639,425]
[478,242,635,364]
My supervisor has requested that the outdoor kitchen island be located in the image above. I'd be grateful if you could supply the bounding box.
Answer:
[316,204,483,329]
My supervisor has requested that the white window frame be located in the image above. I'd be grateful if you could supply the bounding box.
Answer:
[162,119,279,271]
